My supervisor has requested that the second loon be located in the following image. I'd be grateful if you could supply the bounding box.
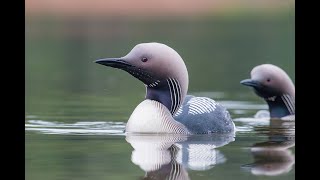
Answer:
[240,64,295,120]
[95,42,235,134]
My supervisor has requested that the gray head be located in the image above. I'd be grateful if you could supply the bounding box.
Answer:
[95,42,189,114]
[240,64,295,118]
[241,64,294,98]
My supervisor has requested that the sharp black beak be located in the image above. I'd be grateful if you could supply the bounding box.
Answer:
[94,57,155,85]
[94,58,133,69]
[240,79,262,88]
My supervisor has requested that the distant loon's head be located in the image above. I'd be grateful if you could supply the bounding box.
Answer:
[95,42,189,114]
[241,64,294,98]
[240,64,295,118]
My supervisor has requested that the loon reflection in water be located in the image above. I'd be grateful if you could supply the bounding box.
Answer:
[126,133,235,179]
[241,119,295,176]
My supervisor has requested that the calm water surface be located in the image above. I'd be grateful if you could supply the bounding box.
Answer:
[26,13,294,180]
[25,93,295,180]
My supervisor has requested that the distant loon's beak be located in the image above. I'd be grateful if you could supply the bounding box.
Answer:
[95,58,133,69]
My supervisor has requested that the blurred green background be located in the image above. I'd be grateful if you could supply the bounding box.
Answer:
[25,0,294,122]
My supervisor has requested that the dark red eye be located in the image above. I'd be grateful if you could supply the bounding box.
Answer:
[267,78,271,82]
[141,57,148,62]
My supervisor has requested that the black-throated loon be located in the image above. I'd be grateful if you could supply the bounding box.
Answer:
[95,42,235,134]
[240,64,295,120]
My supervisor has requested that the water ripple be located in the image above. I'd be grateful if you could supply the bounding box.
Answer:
[25,120,126,136]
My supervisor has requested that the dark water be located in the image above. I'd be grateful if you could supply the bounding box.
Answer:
[25,12,294,180]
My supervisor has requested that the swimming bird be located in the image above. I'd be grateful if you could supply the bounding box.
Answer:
[240,64,295,120]
[95,42,235,134]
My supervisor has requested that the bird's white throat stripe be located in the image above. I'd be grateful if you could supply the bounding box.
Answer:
[148,80,161,88]
[281,94,295,114]
[188,97,217,115]
[167,78,182,114]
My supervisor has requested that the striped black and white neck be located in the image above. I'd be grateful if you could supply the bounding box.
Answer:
[95,42,236,134]
[265,94,295,119]
[146,78,183,115]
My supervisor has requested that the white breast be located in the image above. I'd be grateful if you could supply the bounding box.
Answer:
[126,100,190,134]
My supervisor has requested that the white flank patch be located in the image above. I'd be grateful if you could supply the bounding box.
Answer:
[188,97,218,115]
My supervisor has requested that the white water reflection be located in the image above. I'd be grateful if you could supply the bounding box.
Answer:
[126,133,235,179]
